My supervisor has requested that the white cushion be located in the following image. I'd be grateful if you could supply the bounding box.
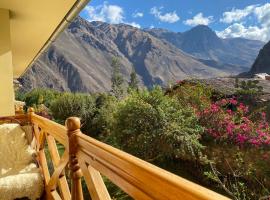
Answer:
[0,123,43,200]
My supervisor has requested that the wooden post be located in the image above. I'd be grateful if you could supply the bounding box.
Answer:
[66,117,84,200]
[27,107,35,123]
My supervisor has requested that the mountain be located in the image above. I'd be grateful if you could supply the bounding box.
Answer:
[19,17,226,93]
[146,25,264,72]
[248,41,270,74]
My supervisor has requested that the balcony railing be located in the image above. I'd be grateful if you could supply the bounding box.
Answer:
[0,108,230,200]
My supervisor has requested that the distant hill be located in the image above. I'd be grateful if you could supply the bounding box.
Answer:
[19,17,263,93]
[146,25,264,73]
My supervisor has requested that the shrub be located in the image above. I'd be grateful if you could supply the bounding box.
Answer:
[50,93,97,136]
[198,98,270,148]
[235,79,263,105]
[169,81,213,112]
[91,94,118,138]
[198,97,270,199]
[111,86,204,161]
[24,88,60,109]
[50,93,118,138]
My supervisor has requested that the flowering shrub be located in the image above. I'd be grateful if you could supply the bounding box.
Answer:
[198,98,270,148]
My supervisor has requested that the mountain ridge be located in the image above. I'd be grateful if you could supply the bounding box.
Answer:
[146,25,264,71]
[19,17,263,93]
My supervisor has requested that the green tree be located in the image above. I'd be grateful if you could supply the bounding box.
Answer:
[128,67,139,91]
[111,57,124,99]
[111,86,203,161]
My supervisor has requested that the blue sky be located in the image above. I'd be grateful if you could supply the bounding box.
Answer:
[80,0,270,42]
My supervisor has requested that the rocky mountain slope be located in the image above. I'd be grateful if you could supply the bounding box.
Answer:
[248,41,270,74]
[20,17,264,93]
[146,25,264,73]
[20,17,226,93]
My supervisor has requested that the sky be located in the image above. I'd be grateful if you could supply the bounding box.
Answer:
[79,0,270,42]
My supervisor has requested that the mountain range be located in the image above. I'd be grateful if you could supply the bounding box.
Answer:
[19,17,264,93]
[146,25,263,72]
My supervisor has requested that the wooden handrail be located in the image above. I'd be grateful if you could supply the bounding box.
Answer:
[76,133,230,200]
[0,112,231,200]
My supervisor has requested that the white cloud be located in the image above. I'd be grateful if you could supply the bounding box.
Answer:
[254,3,270,27]
[126,22,141,28]
[133,12,144,18]
[220,5,256,24]
[217,23,268,41]
[150,7,180,23]
[184,13,213,26]
[218,3,270,41]
[84,3,124,24]
[83,2,141,28]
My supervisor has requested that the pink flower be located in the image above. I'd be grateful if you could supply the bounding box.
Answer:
[226,109,233,115]
[262,112,266,119]
[211,104,219,112]
[236,134,248,144]
[242,117,250,123]
[219,99,228,106]
[176,80,183,84]
[238,103,248,113]
[240,123,250,133]
[249,138,261,147]
[229,98,238,105]
[226,122,235,136]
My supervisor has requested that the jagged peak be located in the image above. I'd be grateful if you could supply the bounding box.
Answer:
[184,25,218,38]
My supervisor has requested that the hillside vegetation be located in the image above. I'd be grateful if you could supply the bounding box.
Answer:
[16,77,270,199]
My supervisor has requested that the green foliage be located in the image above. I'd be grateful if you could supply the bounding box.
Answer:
[50,93,97,136]
[111,57,124,99]
[23,88,60,109]
[235,79,263,105]
[103,177,131,200]
[22,82,270,199]
[111,86,203,161]
[170,81,213,112]
[50,92,117,138]
[91,94,118,138]
[15,90,26,102]
[128,67,139,92]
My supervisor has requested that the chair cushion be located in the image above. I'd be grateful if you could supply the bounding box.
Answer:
[0,123,43,200]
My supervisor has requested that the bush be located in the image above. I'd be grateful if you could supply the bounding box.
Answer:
[235,79,263,105]
[91,94,118,138]
[198,97,270,199]
[111,86,203,161]
[50,93,118,138]
[23,88,60,109]
[50,93,97,136]
[168,81,213,112]
[198,98,270,148]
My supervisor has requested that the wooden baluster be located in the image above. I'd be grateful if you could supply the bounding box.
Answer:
[27,107,37,150]
[66,117,84,200]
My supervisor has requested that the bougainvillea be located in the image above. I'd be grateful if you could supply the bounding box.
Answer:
[198,98,270,148]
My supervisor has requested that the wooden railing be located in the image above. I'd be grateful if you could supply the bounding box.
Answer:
[0,109,231,200]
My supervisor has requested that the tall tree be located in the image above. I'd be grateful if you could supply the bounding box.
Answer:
[128,67,139,91]
[111,57,124,98]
